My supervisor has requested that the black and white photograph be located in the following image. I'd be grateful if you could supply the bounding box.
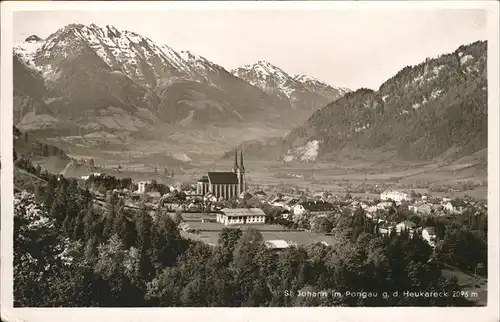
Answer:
[1,1,499,321]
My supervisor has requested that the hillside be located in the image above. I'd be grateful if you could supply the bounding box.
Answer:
[14,126,69,160]
[13,23,348,164]
[234,41,487,166]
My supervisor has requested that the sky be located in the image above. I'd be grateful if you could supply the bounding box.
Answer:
[13,8,487,90]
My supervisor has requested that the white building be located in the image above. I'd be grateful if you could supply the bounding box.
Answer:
[292,200,335,216]
[270,196,294,208]
[395,221,417,235]
[378,225,395,236]
[137,181,151,194]
[409,203,432,215]
[216,208,266,226]
[380,190,410,204]
[422,227,437,247]
[265,240,291,251]
[444,202,460,214]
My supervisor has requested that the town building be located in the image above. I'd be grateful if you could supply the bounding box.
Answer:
[216,207,266,226]
[395,220,417,235]
[422,227,437,247]
[443,201,462,214]
[409,203,433,215]
[292,200,335,216]
[378,224,395,236]
[196,150,247,200]
[254,190,268,200]
[137,180,151,194]
[265,240,292,252]
[380,190,411,204]
[271,196,300,211]
[146,191,161,200]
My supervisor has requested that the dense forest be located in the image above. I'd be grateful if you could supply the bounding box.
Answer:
[14,163,487,307]
[288,41,487,161]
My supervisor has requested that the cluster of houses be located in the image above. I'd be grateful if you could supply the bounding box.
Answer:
[378,221,438,247]
[79,168,484,250]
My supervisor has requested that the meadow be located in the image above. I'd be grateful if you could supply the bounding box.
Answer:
[175,212,338,246]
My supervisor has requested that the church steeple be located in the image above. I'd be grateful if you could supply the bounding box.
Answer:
[239,150,245,172]
[233,149,239,173]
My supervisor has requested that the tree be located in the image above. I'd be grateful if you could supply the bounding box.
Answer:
[94,235,146,306]
[230,229,272,306]
[42,144,49,157]
[33,183,42,202]
[215,228,242,266]
[174,210,184,226]
[14,191,87,306]
[102,191,120,239]
[150,215,185,268]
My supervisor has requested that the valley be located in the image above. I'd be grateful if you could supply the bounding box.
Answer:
[6,6,493,311]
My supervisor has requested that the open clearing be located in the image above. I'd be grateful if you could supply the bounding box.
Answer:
[176,212,338,246]
[441,265,487,306]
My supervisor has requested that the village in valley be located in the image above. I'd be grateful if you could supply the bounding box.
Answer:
[8,9,492,309]
[69,149,487,253]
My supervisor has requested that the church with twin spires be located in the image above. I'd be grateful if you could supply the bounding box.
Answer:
[196,150,247,200]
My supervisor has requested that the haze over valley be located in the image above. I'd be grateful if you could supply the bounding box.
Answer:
[13,17,488,199]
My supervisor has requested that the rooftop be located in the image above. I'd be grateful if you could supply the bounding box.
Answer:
[265,240,290,249]
[399,220,417,228]
[207,172,239,184]
[298,200,335,212]
[220,207,266,217]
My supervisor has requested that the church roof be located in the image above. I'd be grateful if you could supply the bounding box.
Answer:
[207,172,239,184]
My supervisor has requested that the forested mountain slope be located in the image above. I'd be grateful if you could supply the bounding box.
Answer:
[233,41,487,164]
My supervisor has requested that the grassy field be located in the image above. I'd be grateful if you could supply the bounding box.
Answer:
[234,155,488,199]
[441,266,488,306]
[181,228,339,247]
[177,212,338,246]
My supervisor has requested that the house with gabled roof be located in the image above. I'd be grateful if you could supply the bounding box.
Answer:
[292,200,335,216]
[395,220,417,236]
[216,207,266,225]
[422,226,437,247]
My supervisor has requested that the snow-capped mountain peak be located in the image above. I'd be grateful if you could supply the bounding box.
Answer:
[25,35,43,43]
[293,74,321,83]
[14,35,45,70]
[14,23,208,86]
[235,60,291,79]
[293,74,351,96]
[293,73,333,90]
[231,60,301,98]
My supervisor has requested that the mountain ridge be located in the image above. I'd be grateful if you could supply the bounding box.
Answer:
[226,40,487,166]
[13,23,349,163]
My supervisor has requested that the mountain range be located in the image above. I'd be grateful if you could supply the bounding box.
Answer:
[13,23,348,164]
[228,41,487,165]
